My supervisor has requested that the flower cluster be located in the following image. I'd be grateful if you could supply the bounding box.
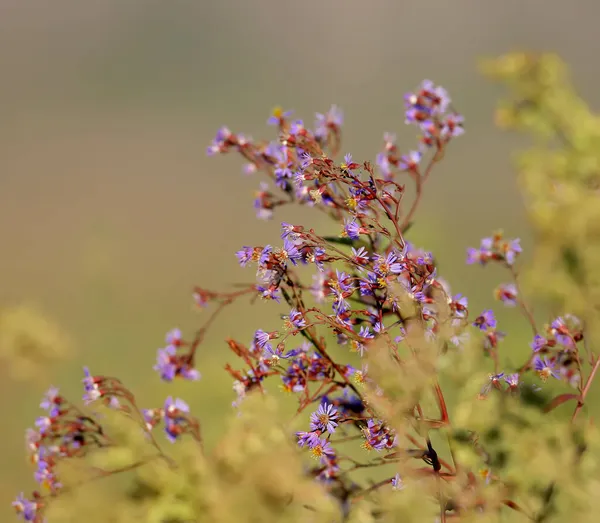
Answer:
[14,79,600,523]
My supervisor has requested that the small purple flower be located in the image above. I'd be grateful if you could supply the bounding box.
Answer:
[351,246,370,266]
[308,437,335,459]
[289,120,305,136]
[282,238,302,265]
[34,416,52,435]
[504,238,522,265]
[391,473,405,491]
[165,328,182,348]
[165,396,189,414]
[263,343,300,360]
[473,310,497,331]
[504,373,520,389]
[235,246,255,267]
[343,219,361,240]
[281,222,301,242]
[466,237,494,265]
[82,366,101,403]
[451,294,468,318]
[286,309,306,330]
[256,284,281,302]
[153,347,200,382]
[550,316,574,348]
[154,346,177,382]
[479,372,505,397]
[530,335,548,353]
[441,113,465,138]
[206,126,231,156]
[495,283,518,307]
[399,150,422,171]
[258,245,273,268]
[314,105,343,140]
[340,153,356,174]
[34,459,56,488]
[312,247,327,272]
[12,493,38,522]
[267,107,293,126]
[297,431,320,448]
[310,402,339,434]
[533,356,561,382]
[373,251,403,277]
[40,386,61,417]
[163,396,190,443]
[254,329,272,349]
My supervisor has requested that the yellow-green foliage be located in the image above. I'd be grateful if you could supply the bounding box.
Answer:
[481,52,600,346]
[0,304,71,380]
[11,52,600,522]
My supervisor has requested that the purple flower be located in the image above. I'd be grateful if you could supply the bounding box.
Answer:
[256,284,281,302]
[267,107,293,126]
[391,473,405,491]
[308,437,335,459]
[153,347,200,382]
[297,431,320,448]
[451,294,468,318]
[235,246,254,267]
[340,153,356,174]
[254,329,272,349]
[503,238,522,265]
[473,310,497,331]
[441,113,465,138]
[479,372,505,397]
[351,246,370,266]
[310,403,339,434]
[206,126,232,156]
[533,356,561,382]
[314,105,343,139]
[530,335,548,352]
[550,316,575,348]
[343,219,361,240]
[466,237,494,265]
[12,493,38,521]
[40,387,61,417]
[334,270,354,294]
[312,247,327,272]
[165,328,182,348]
[495,283,518,307]
[289,120,305,136]
[286,309,306,330]
[281,222,301,242]
[34,416,52,435]
[362,419,397,451]
[373,251,404,276]
[165,396,189,414]
[82,366,101,403]
[504,373,520,389]
[34,460,57,488]
[263,343,300,360]
[282,238,302,265]
[399,150,422,171]
[164,396,190,443]
[154,346,177,381]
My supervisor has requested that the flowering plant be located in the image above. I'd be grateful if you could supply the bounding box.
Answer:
[13,54,600,523]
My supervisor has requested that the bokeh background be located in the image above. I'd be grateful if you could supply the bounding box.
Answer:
[2,0,600,519]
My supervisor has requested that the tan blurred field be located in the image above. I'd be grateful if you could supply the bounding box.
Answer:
[2,1,600,520]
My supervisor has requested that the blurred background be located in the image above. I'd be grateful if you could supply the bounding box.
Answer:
[1,0,600,519]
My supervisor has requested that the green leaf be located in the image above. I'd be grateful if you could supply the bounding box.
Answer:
[543,393,580,413]
[322,236,356,246]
